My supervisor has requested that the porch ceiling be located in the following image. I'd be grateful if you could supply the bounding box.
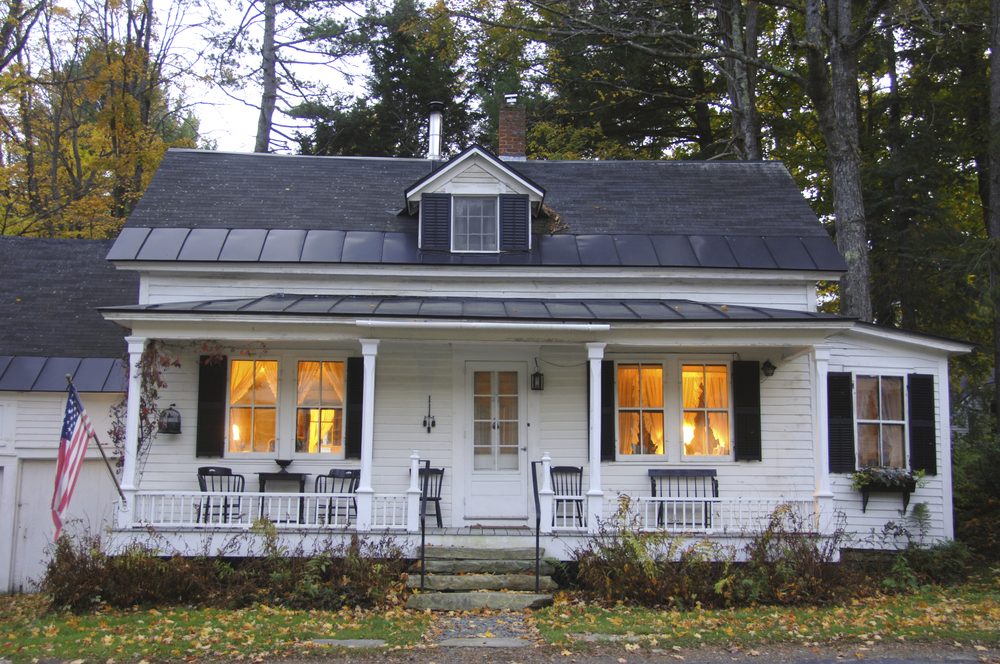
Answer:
[103,294,848,324]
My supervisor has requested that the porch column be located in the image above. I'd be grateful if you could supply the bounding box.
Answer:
[586,342,606,533]
[813,348,834,533]
[117,336,146,529]
[355,338,379,531]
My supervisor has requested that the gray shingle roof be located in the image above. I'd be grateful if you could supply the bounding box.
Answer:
[0,237,137,391]
[112,149,845,271]
[104,293,847,324]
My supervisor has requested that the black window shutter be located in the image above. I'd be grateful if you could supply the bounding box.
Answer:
[600,360,616,461]
[908,373,937,475]
[732,361,762,461]
[196,355,227,458]
[499,194,530,251]
[345,357,364,459]
[420,193,451,250]
[827,372,856,473]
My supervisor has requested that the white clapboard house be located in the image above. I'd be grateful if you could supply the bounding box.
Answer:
[2,104,971,578]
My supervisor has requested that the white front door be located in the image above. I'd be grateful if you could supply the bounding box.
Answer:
[463,362,528,521]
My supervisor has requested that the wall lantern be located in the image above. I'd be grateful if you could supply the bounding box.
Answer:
[158,404,182,434]
[761,360,777,378]
[531,359,544,391]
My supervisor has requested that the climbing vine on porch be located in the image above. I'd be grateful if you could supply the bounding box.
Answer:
[108,341,181,477]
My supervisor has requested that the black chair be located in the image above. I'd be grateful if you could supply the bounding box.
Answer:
[550,465,585,527]
[417,467,445,528]
[314,468,360,526]
[196,466,245,523]
[648,468,718,529]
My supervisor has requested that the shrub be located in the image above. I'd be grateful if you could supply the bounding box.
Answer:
[41,528,408,613]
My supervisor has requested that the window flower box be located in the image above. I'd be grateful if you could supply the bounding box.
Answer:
[851,467,920,513]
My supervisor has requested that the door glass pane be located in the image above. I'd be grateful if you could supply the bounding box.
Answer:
[498,445,518,470]
[499,421,518,445]
[474,371,491,394]
[474,445,493,470]
[498,396,518,421]
[474,421,491,445]
[474,396,492,420]
[498,371,517,395]
[858,423,879,466]
[618,365,639,408]
[856,376,878,420]
[881,377,903,420]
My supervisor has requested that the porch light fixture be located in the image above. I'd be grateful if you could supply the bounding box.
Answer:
[761,360,777,377]
[531,358,544,391]
[158,404,181,434]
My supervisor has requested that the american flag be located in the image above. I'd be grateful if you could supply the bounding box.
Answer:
[51,384,94,540]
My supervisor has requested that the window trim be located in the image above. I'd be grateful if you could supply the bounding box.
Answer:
[852,372,909,469]
[450,195,500,254]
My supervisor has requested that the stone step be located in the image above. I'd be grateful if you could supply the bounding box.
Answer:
[406,573,558,592]
[424,546,538,561]
[415,558,555,575]
[406,591,553,611]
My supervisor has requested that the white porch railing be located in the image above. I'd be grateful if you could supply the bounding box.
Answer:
[130,491,407,531]
[638,497,816,534]
[553,496,587,531]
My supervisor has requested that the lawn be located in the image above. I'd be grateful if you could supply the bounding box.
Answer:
[2,581,998,662]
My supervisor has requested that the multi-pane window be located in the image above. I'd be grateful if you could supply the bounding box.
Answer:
[295,361,345,455]
[453,197,498,252]
[473,370,520,471]
[229,359,278,453]
[856,375,905,467]
[682,364,730,457]
[617,364,664,455]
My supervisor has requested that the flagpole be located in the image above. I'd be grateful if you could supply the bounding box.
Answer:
[65,374,127,503]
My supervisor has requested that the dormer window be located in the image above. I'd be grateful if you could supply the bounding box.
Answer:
[453,197,499,252]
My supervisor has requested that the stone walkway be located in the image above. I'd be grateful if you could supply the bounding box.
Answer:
[427,609,538,648]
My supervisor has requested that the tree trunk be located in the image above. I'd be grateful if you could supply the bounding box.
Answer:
[254,0,277,153]
[803,0,874,322]
[715,0,761,160]
[989,0,1000,423]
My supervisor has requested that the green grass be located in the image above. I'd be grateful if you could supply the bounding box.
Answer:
[534,581,1000,648]
[0,595,431,662]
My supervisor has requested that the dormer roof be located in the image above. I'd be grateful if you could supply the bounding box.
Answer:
[403,145,545,215]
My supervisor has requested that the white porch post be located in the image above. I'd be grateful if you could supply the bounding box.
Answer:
[117,336,146,529]
[813,348,834,533]
[406,450,421,533]
[355,338,379,531]
[538,452,554,534]
[586,342,606,533]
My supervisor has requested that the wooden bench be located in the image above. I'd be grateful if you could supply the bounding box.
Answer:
[648,468,719,529]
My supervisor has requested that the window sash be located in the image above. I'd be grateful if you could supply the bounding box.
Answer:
[228,359,278,454]
[616,363,665,456]
[855,375,906,468]
[295,361,346,455]
[452,196,498,253]
[682,364,731,458]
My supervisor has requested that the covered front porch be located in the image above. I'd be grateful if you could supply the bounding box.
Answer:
[103,295,850,557]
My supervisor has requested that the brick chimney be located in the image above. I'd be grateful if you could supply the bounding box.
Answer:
[498,93,526,161]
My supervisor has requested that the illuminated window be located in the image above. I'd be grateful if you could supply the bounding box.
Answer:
[229,359,278,453]
[617,364,664,455]
[856,375,905,468]
[453,197,498,252]
[682,364,730,457]
[296,361,345,455]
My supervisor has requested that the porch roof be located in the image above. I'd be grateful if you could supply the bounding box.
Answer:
[103,294,848,324]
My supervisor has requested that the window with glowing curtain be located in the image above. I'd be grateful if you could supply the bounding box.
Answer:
[228,359,278,453]
[682,364,730,457]
[617,364,664,455]
[295,361,346,455]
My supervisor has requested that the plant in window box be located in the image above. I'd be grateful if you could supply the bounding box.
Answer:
[851,467,924,513]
